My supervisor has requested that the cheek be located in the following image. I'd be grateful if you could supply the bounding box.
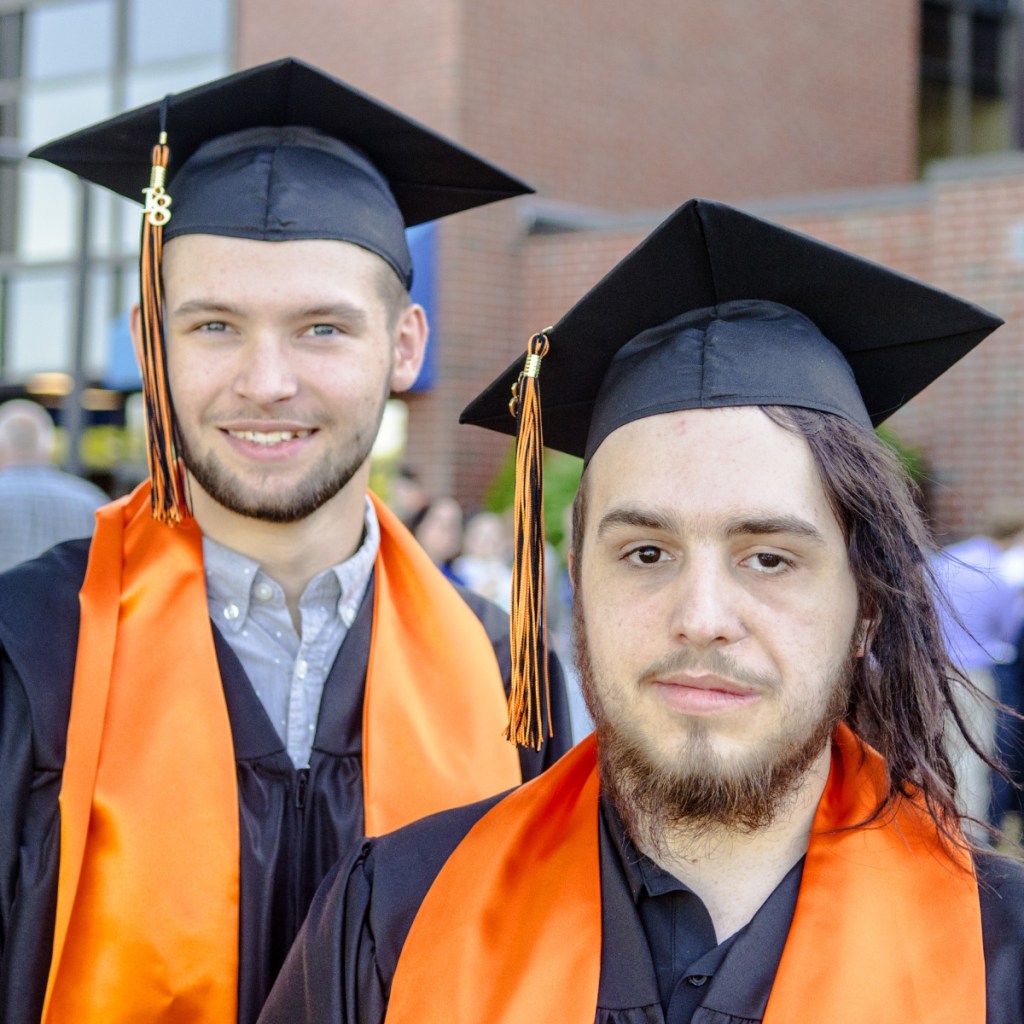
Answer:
[580,570,651,673]
[313,350,391,400]
[165,337,224,404]
[771,589,858,682]
[167,361,219,419]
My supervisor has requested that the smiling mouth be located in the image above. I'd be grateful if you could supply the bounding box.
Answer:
[226,429,313,446]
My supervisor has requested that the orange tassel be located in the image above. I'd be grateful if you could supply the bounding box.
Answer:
[139,131,189,523]
[506,332,551,749]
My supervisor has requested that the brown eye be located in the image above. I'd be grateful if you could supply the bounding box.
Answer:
[628,546,664,565]
[747,552,791,574]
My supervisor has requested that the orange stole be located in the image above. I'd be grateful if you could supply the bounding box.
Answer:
[362,494,521,835]
[43,484,521,1022]
[43,485,239,1024]
[386,725,985,1024]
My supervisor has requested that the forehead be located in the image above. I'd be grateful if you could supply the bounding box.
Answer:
[585,407,841,537]
[161,234,391,296]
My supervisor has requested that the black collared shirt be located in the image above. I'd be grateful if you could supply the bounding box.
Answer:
[601,796,804,1024]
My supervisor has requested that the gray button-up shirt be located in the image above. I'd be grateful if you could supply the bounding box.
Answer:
[203,499,380,767]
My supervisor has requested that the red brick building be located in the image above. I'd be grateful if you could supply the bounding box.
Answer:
[3,0,1019,537]
[236,2,931,498]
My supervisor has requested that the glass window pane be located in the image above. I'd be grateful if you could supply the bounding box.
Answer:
[17,162,78,260]
[120,200,142,251]
[129,0,230,63]
[88,186,140,259]
[5,265,114,378]
[85,267,113,378]
[125,54,229,107]
[5,266,72,376]
[24,0,114,80]
[21,75,112,148]
[112,257,138,313]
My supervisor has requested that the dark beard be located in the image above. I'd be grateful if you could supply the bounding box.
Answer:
[175,407,385,525]
[573,590,853,852]
[182,442,370,523]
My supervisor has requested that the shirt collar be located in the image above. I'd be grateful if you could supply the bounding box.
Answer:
[202,496,381,634]
[599,791,805,1020]
[601,792,699,903]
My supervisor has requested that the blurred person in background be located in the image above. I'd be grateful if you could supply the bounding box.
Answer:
[388,464,429,529]
[453,510,513,610]
[411,496,466,585]
[0,398,107,572]
[932,500,1024,839]
[986,502,1024,841]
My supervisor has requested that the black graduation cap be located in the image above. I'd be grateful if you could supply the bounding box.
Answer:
[461,197,1002,461]
[29,56,533,287]
[464,198,1003,752]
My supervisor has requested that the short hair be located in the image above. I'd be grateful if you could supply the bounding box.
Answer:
[571,405,997,852]
[374,261,412,332]
[0,399,56,464]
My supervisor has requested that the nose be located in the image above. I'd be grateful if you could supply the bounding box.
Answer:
[233,336,299,406]
[668,554,746,650]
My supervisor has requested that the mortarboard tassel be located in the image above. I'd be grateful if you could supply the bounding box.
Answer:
[139,121,189,523]
[506,332,552,748]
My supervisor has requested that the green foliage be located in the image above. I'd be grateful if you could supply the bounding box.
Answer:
[875,424,928,486]
[484,442,582,553]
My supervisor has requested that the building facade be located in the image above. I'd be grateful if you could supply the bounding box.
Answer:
[1,0,1021,535]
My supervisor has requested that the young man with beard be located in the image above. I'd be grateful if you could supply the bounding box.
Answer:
[259,198,1024,1024]
[0,59,571,1024]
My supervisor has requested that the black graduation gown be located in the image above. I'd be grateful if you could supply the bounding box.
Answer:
[0,538,571,1024]
[258,789,1024,1024]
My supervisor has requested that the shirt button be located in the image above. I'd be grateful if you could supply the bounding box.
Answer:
[687,975,709,988]
[254,581,274,601]
[223,603,240,621]
[341,605,356,628]
[295,659,308,680]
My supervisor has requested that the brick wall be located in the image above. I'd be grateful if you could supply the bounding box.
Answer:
[513,163,1024,541]
[233,0,1021,534]
[458,0,920,208]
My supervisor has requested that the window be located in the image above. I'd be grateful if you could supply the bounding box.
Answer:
[919,0,1020,170]
[0,0,232,383]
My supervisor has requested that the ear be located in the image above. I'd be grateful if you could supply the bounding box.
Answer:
[128,303,145,369]
[390,303,429,393]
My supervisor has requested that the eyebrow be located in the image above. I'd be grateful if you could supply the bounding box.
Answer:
[723,513,826,545]
[169,299,241,318]
[596,505,826,545]
[596,507,676,539]
[169,300,370,327]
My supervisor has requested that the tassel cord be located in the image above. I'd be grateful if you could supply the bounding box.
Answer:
[508,333,551,749]
[139,136,189,524]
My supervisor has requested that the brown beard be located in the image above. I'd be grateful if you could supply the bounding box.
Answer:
[572,589,854,853]
[175,379,391,525]
[179,426,374,524]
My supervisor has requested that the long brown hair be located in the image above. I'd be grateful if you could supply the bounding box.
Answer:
[572,405,1006,852]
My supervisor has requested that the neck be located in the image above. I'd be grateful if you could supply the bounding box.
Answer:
[631,742,832,941]
[190,470,370,624]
